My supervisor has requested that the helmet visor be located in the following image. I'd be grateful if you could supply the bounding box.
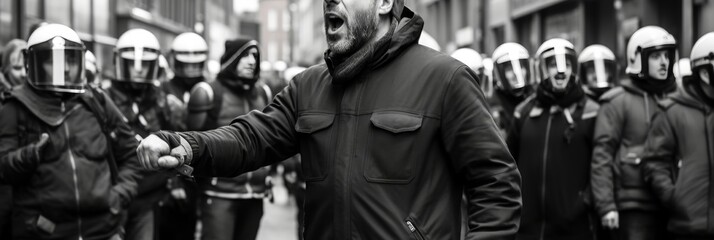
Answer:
[581,59,617,89]
[692,55,714,85]
[27,41,86,93]
[116,47,160,84]
[496,59,530,90]
[539,48,577,91]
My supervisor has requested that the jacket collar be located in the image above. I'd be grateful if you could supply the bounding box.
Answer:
[672,81,712,113]
[11,85,82,126]
[324,7,423,84]
[620,79,646,96]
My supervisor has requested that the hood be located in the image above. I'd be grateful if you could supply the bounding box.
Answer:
[217,38,261,92]
[11,85,82,126]
[324,7,423,84]
[671,79,713,112]
[620,79,646,96]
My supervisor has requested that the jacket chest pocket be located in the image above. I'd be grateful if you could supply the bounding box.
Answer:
[295,113,335,182]
[364,111,423,184]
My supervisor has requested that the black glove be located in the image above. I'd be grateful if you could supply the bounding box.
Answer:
[153,131,184,149]
[10,133,50,171]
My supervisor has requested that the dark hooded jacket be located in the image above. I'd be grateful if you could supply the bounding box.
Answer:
[0,85,142,240]
[187,38,272,198]
[163,75,205,105]
[590,79,676,217]
[508,83,598,240]
[642,80,714,237]
[489,88,531,137]
[155,7,521,240]
[106,83,178,214]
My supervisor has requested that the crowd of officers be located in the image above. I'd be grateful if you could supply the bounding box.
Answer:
[0,21,713,240]
[452,26,714,240]
[0,23,285,240]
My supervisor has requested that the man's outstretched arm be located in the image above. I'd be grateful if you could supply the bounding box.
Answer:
[137,77,301,178]
[442,66,522,240]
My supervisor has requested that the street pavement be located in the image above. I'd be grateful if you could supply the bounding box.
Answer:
[256,175,299,240]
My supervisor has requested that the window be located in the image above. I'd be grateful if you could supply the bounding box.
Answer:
[492,26,505,47]
[268,10,278,31]
[283,10,291,32]
[73,0,92,34]
[459,0,469,28]
[268,41,278,63]
[25,0,41,18]
[283,42,290,62]
[0,0,14,44]
[93,0,112,36]
[45,0,71,26]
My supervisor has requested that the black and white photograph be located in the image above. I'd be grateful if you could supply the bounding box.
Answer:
[0,0,713,239]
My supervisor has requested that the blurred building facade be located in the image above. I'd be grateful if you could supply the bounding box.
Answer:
[3,0,714,73]
[0,0,260,78]
[259,0,291,70]
[293,0,325,67]
[411,0,714,64]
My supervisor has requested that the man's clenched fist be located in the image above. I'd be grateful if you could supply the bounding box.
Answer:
[136,134,185,170]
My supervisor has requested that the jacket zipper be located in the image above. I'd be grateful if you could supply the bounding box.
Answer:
[65,123,83,240]
[644,92,650,125]
[405,220,426,240]
[333,87,346,238]
[705,112,714,231]
[539,112,554,240]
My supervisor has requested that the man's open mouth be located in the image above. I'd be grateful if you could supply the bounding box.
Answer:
[325,13,345,33]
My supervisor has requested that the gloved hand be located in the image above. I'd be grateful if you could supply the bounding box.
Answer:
[11,133,50,170]
[601,211,619,229]
[136,133,190,171]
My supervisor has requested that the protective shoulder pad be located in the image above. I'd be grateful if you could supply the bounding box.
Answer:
[187,81,214,112]
[657,98,676,110]
[513,94,537,119]
[581,98,600,120]
[598,87,625,103]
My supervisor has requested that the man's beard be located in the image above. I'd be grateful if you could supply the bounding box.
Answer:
[326,8,378,58]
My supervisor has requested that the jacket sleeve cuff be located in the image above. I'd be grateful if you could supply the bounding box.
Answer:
[177,132,200,166]
[598,204,617,217]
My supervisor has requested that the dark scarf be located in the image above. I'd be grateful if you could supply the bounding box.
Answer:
[536,82,585,108]
[688,79,714,108]
[325,19,397,84]
[496,89,527,109]
[11,85,81,126]
[111,81,162,106]
[217,75,256,94]
[631,75,677,96]
[587,87,611,100]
